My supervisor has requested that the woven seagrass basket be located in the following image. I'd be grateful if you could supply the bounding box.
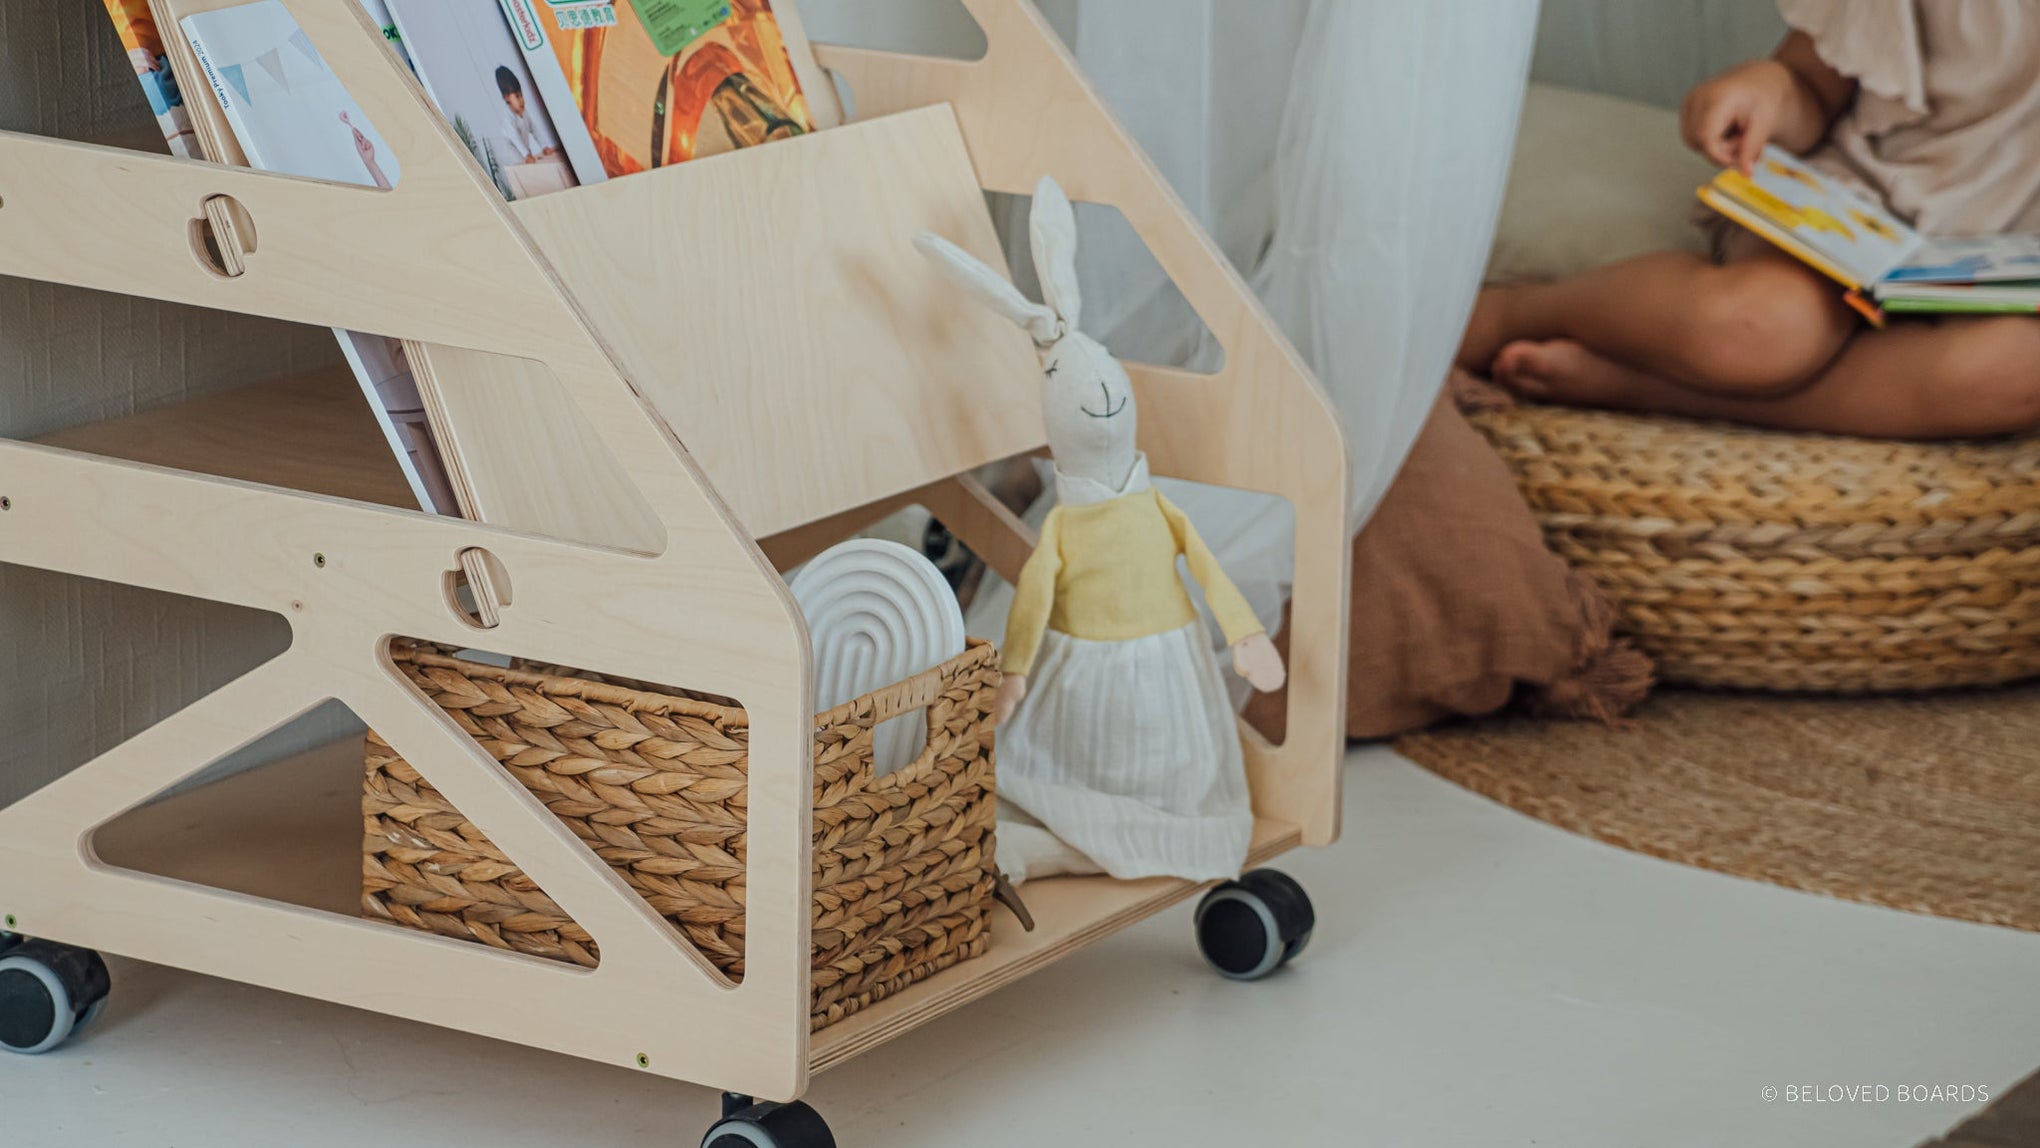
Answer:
[362,639,999,1031]
[1467,403,2040,693]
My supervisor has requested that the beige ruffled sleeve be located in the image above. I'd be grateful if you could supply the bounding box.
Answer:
[1778,0,1928,123]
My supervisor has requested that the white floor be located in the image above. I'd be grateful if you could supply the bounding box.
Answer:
[9,746,2038,1147]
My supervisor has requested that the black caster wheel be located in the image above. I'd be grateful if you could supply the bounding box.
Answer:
[702,1095,835,1148]
[0,939,112,1055]
[1195,868,1316,981]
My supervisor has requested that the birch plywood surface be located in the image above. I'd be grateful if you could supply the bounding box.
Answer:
[33,366,417,509]
[513,106,1047,538]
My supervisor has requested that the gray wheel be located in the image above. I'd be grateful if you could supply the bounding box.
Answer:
[0,954,76,1055]
[0,940,111,1055]
[1194,868,1316,981]
[702,1100,835,1148]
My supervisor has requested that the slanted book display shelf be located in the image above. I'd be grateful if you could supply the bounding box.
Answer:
[0,0,1349,1127]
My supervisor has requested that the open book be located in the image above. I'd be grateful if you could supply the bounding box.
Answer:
[1698,147,2040,315]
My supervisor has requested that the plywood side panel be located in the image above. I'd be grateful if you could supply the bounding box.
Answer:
[513,106,1045,538]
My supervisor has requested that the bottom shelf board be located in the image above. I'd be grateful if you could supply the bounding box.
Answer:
[32,365,419,509]
[808,815,1300,1073]
[89,736,1302,1076]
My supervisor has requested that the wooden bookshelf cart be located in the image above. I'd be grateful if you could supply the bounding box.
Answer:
[0,1,1348,1141]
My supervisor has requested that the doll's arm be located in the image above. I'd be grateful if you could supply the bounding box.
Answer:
[1157,494,1263,645]
[1001,508,1064,679]
[995,509,1062,725]
[1158,494,1286,692]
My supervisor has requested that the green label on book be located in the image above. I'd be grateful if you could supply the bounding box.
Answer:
[631,0,732,57]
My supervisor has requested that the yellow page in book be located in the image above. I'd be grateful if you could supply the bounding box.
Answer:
[1698,146,1920,288]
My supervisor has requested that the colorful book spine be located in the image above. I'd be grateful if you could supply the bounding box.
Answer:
[100,0,202,157]
[354,0,417,71]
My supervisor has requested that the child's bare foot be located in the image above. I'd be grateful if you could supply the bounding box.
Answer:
[1457,284,1537,373]
[1492,338,1654,408]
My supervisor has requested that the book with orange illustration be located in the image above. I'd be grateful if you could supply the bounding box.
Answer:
[101,0,203,157]
[495,0,842,183]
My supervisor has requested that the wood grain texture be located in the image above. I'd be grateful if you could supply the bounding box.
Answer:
[2,0,818,1102]
[33,366,416,508]
[512,106,1045,539]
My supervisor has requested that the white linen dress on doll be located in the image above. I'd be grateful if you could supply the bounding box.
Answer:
[995,453,1261,883]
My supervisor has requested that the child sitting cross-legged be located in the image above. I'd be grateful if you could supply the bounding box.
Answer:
[1458,2,2040,440]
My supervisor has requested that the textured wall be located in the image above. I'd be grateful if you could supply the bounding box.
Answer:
[0,3,346,807]
[1533,0,1786,109]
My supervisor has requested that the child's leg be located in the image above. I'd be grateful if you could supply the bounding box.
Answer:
[1460,236,1858,396]
[1490,316,2040,439]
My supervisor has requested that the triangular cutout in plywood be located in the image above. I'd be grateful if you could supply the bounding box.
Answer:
[89,645,761,983]
[0,568,295,811]
[366,640,762,980]
[800,0,990,62]
[985,191,1224,373]
[93,701,375,919]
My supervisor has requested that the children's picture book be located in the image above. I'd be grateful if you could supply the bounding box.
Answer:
[495,0,842,180]
[181,0,404,187]
[389,0,579,200]
[491,0,607,183]
[178,0,458,515]
[354,0,416,71]
[1698,147,2040,315]
[100,0,202,157]
[1884,234,2040,284]
[1697,146,1923,292]
[334,335,463,512]
[1871,279,2040,315]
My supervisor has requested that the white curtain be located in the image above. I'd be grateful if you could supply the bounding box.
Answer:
[1252,0,1539,530]
[1066,0,1538,530]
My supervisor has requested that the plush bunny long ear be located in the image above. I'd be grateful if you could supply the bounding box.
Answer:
[914,232,1063,345]
[1029,175,1082,331]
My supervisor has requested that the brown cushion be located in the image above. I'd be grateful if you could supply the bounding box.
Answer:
[1247,383,1648,742]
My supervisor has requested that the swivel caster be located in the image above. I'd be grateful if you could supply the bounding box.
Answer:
[702,1093,836,1148]
[0,938,112,1055]
[1195,868,1315,981]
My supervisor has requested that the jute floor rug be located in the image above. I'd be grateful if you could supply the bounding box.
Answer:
[1395,685,2040,932]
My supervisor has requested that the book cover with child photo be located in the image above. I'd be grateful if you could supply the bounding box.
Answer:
[389,0,580,200]
[495,0,841,180]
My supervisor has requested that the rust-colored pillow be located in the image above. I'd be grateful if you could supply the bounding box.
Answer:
[1247,382,1650,742]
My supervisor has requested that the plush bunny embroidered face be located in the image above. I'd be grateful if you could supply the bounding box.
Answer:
[916,176,1139,492]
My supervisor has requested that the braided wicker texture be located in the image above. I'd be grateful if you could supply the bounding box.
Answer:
[1467,404,2040,692]
[363,639,999,1031]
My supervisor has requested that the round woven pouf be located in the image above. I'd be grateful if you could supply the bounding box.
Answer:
[1467,403,2040,692]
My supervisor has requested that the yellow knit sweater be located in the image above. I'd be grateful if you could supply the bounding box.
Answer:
[1002,487,1265,676]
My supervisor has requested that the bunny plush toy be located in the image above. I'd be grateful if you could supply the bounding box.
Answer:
[915,176,1285,885]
